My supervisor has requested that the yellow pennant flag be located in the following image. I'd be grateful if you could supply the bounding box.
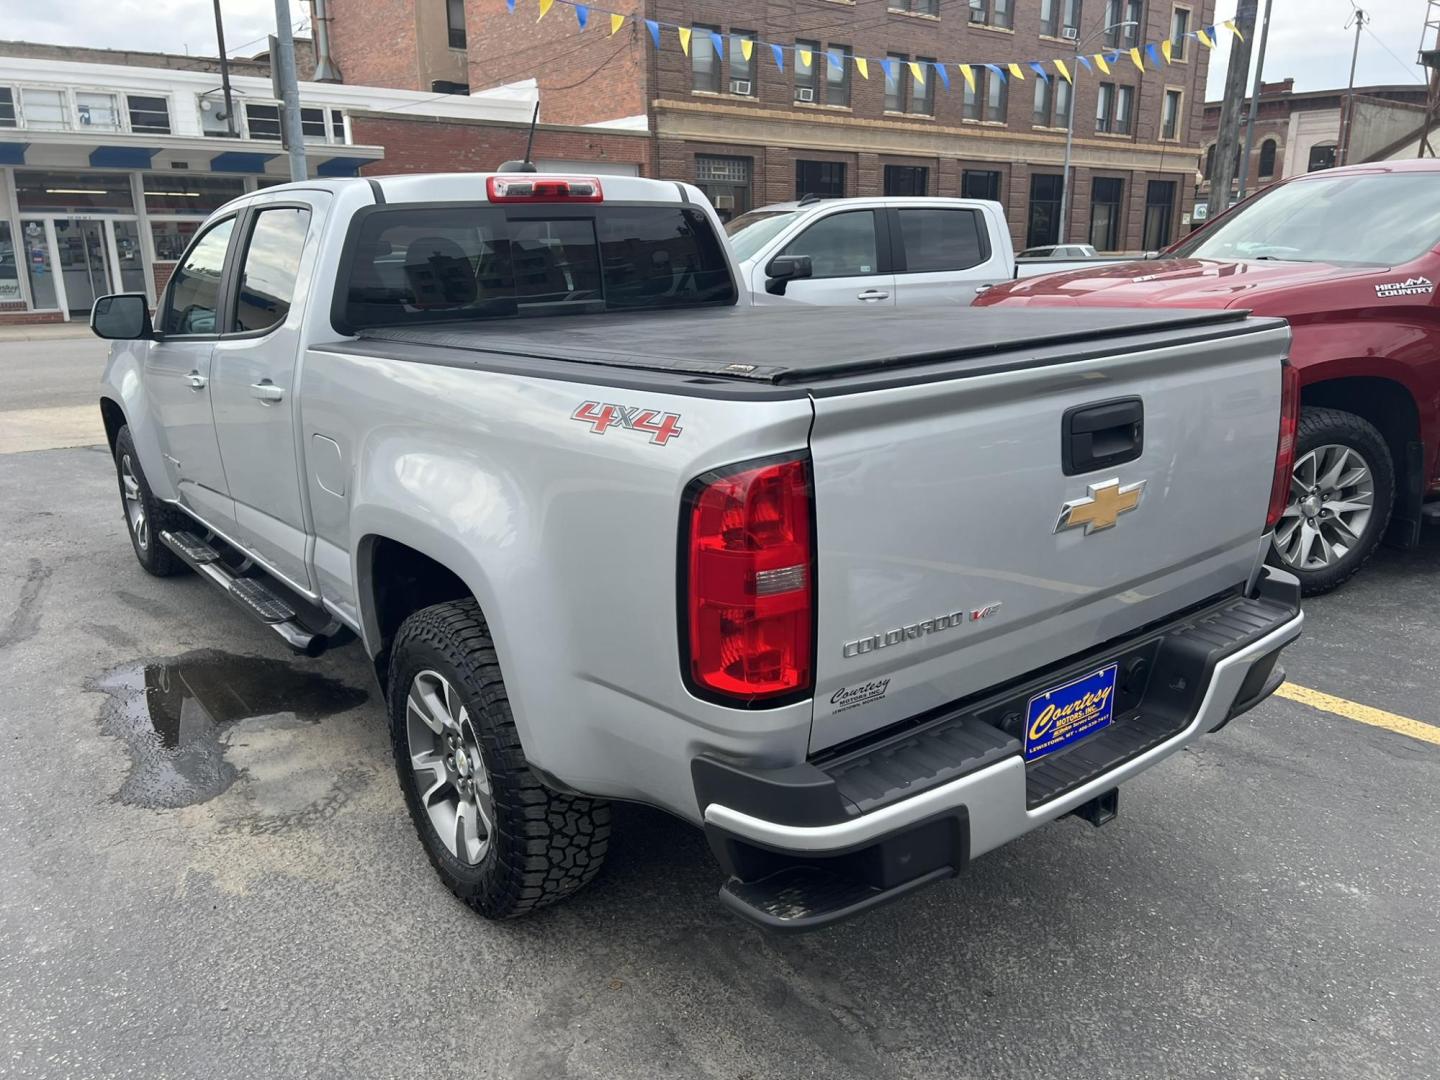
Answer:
[797,48,812,69]
[1197,28,1215,48]
[1225,18,1245,42]
[1129,46,1144,71]
[1161,39,1173,62]
[1008,62,1025,80]
[537,0,553,19]
[909,60,925,84]
[1055,58,1072,83]
[854,56,869,79]
[609,12,624,34]
[1093,53,1111,74]
[740,37,753,61]
[677,26,691,55]
[959,64,976,91]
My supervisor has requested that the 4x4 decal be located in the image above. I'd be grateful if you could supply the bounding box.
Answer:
[571,401,684,445]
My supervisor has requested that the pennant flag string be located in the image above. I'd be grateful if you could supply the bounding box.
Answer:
[506,0,1246,93]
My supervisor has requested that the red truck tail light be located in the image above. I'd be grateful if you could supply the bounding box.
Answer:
[682,455,815,706]
[485,175,603,203]
[1266,361,1300,531]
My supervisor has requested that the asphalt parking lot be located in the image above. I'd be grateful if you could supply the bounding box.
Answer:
[1,336,1436,1079]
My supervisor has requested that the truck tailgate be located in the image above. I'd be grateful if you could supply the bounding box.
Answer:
[808,319,1290,753]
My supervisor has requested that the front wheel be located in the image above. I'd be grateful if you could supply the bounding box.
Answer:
[388,600,610,918]
[1267,407,1393,596]
[113,425,187,577]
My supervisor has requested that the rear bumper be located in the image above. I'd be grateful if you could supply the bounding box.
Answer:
[696,567,1303,930]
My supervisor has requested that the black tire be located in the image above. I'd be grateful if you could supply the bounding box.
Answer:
[113,425,188,578]
[1266,406,1394,596]
[387,599,610,918]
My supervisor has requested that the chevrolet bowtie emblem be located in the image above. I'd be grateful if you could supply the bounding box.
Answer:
[1055,478,1146,535]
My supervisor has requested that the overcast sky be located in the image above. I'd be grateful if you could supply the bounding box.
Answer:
[6,0,1433,98]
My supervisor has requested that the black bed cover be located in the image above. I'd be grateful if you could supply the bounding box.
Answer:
[339,304,1265,392]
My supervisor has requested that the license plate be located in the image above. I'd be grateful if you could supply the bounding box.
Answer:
[1023,663,1119,762]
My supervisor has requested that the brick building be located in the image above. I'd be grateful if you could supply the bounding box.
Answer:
[449,0,1215,252]
[1196,78,1429,221]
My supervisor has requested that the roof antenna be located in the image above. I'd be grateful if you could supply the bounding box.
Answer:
[498,102,541,173]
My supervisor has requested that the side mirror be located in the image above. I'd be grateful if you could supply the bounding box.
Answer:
[91,294,154,340]
[763,254,813,296]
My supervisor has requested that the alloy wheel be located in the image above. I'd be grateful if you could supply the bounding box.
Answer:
[120,453,148,551]
[1273,443,1374,571]
[405,669,495,865]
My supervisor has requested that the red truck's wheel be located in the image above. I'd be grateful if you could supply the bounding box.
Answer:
[387,599,611,918]
[1268,407,1393,595]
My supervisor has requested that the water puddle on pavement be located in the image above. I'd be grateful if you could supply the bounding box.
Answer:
[88,650,369,809]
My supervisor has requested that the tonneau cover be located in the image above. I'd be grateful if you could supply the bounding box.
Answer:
[352,305,1253,385]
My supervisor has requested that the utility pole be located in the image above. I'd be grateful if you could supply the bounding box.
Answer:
[1421,1,1440,157]
[1207,0,1259,219]
[1236,0,1273,200]
[1058,15,1140,244]
[212,0,238,136]
[272,0,308,181]
[1339,7,1368,165]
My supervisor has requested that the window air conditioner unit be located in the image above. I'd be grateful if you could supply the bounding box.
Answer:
[1063,27,1079,40]
[796,87,815,103]
[730,79,752,96]
[713,194,736,210]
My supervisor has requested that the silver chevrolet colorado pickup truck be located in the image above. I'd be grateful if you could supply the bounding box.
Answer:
[91,171,1304,930]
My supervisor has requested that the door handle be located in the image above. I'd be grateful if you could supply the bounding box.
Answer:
[857,289,890,302]
[187,370,207,391]
[250,380,285,404]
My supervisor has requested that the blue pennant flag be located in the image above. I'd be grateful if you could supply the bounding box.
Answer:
[1106,51,1122,64]
[574,3,588,29]
[770,42,785,71]
[985,63,1007,83]
[828,49,843,71]
[506,0,515,10]
[645,19,660,48]
[1146,42,1161,66]
[710,30,725,58]
[1076,54,1092,71]
[881,57,897,82]
[934,62,950,90]
[1029,61,1049,82]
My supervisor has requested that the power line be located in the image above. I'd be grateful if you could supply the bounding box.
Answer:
[1363,25,1426,83]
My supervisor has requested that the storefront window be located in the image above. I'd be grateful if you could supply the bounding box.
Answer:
[14,170,134,213]
[142,173,245,213]
[149,220,201,262]
[0,222,21,303]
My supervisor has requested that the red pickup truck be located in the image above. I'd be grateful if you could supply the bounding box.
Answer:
[975,159,1440,594]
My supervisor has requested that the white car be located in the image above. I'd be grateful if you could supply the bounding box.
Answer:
[726,197,1130,306]
[1019,243,1101,259]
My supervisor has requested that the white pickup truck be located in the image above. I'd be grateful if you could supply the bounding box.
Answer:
[92,171,1303,930]
[725,196,1136,307]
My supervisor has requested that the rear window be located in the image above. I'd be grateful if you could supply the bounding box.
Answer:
[336,204,735,331]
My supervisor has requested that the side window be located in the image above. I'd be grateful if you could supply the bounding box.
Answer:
[235,207,312,333]
[780,211,879,278]
[162,217,235,335]
[896,208,988,273]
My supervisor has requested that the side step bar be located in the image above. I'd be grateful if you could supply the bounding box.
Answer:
[159,529,347,657]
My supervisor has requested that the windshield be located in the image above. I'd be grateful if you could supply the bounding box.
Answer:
[1170,172,1440,266]
[724,210,800,262]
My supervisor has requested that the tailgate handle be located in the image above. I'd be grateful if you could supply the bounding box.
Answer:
[1063,397,1144,476]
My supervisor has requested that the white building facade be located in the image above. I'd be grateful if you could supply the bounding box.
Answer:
[0,53,536,322]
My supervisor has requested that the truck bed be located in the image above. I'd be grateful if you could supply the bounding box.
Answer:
[333,306,1261,396]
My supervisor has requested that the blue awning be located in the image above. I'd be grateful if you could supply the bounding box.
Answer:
[209,151,277,174]
[315,156,370,178]
[0,142,26,165]
[89,146,159,169]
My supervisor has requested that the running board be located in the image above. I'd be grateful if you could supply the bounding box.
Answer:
[158,529,347,657]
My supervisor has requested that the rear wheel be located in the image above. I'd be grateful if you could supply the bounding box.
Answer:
[1267,407,1393,595]
[113,425,187,577]
[388,599,610,918]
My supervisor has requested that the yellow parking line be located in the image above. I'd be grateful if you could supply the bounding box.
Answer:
[1275,683,1440,746]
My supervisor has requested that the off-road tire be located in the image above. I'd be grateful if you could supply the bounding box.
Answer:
[113,425,188,578]
[1266,407,1394,596]
[388,599,610,918]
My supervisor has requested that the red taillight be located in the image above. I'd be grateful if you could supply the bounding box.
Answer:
[485,175,603,203]
[1266,361,1300,531]
[683,456,814,705]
